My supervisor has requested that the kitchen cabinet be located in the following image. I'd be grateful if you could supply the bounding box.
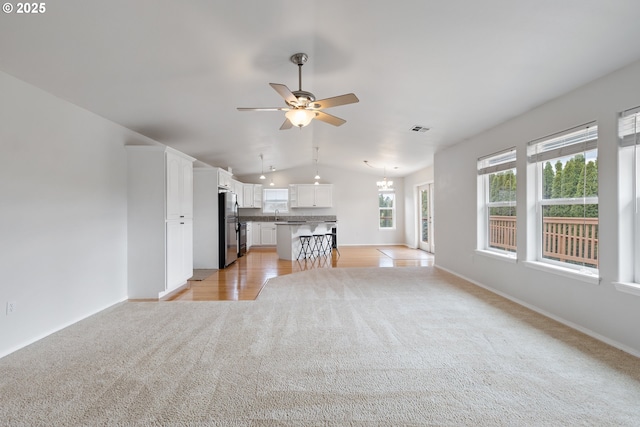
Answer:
[290,184,333,208]
[251,222,277,246]
[166,151,193,220]
[232,179,244,206]
[243,184,263,208]
[218,168,232,190]
[246,222,253,251]
[126,145,195,299]
[166,219,193,288]
[261,223,277,245]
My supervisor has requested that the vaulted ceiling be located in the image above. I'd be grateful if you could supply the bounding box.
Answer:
[2,0,640,178]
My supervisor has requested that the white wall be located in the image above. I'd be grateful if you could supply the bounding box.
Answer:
[238,164,405,245]
[0,72,143,357]
[434,59,640,355]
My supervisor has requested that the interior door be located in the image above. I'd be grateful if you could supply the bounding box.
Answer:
[418,183,434,253]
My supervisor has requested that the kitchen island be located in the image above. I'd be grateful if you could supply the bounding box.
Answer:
[275,221,336,260]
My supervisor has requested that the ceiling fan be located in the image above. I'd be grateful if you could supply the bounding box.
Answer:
[237,53,359,130]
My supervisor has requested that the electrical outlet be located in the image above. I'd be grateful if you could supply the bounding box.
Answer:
[6,301,16,315]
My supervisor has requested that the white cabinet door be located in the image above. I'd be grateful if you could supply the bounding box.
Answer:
[182,220,193,281]
[218,168,232,189]
[243,184,254,207]
[253,184,263,207]
[297,185,316,207]
[166,220,184,290]
[242,184,263,208]
[166,219,193,292]
[260,223,277,245]
[166,152,193,220]
[181,159,193,218]
[246,222,253,250]
[294,184,332,207]
[314,185,333,207]
[251,222,262,245]
[166,153,182,220]
[289,184,298,208]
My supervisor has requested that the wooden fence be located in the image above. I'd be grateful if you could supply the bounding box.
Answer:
[488,216,599,267]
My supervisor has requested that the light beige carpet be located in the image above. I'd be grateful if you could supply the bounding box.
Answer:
[1,267,640,426]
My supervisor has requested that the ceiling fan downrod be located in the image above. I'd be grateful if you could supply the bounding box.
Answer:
[290,53,308,92]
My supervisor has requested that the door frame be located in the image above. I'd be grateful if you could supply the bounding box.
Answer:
[417,182,435,253]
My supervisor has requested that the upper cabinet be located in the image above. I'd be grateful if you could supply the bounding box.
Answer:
[218,168,232,190]
[290,184,333,208]
[166,151,193,220]
[243,184,263,208]
[231,179,244,206]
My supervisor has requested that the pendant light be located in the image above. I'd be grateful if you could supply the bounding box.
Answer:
[376,166,394,191]
[269,166,275,186]
[313,147,321,184]
[259,154,266,180]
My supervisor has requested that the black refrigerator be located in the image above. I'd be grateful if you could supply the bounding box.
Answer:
[218,191,238,268]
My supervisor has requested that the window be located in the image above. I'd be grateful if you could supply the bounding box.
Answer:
[528,123,598,272]
[619,106,640,283]
[262,188,288,214]
[477,148,517,255]
[379,191,395,229]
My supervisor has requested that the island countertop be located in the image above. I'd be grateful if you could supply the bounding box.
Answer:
[240,215,336,223]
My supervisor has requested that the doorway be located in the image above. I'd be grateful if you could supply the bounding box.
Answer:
[418,183,434,253]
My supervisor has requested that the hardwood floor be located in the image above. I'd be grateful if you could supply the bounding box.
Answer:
[166,245,434,301]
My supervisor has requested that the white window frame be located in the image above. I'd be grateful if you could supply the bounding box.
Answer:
[616,106,640,293]
[477,148,517,259]
[379,190,396,230]
[262,188,289,214]
[527,122,599,275]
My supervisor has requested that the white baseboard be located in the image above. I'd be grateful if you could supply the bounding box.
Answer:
[0,296,129,360]
[434,264,640,359]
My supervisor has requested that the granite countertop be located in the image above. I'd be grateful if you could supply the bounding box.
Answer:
[240,215,337,223]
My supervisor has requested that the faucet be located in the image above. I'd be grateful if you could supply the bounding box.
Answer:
[275,209,279,221]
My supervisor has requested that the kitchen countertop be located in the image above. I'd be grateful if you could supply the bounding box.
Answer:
[240,215,337,223]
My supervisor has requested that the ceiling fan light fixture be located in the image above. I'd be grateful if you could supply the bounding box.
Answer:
[285,109,316,127]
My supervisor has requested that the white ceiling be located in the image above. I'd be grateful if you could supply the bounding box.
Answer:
[2,0,640,178]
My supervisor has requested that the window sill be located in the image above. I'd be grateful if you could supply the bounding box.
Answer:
[613,282,640,297]
[475,249,517,263]
[523,261,600,285]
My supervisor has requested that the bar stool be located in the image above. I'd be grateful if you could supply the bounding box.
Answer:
[327,230,340,256]
[312,234,326,256]
[322,233,333,254]
[297,235,314,259]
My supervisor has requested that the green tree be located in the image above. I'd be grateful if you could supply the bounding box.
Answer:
[543,162,554,199]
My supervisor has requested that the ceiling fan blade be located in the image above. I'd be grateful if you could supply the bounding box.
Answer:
[279,118,293,130]
[314,111,346,127]
[237,107,289,111]
[311,93,359,109]
[270,83,298,105]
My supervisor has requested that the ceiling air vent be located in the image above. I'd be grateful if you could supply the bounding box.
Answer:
[410,125,430,133]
